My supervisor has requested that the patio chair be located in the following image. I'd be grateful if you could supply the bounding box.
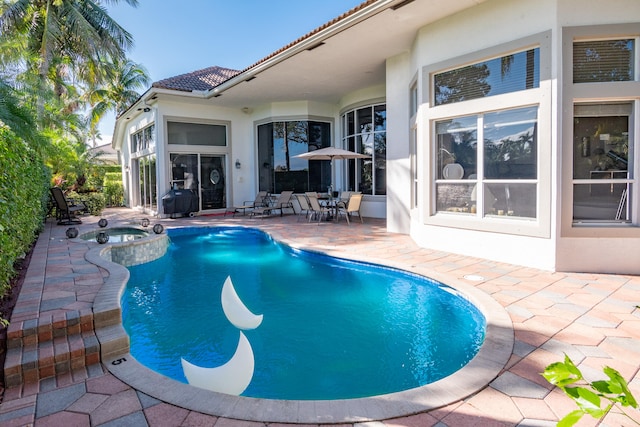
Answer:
[338,191,352,205]
[305,193,332,223]
[50,187,87,225]
[294,194,312,221]
[337,193,364,225]
[251,191,294,217]
[230,191,269,216]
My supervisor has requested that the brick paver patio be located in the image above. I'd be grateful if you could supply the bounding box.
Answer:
[1,208,638,426]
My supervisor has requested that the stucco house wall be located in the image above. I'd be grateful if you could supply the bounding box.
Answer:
[114,0,640,273]
[398,0,558,270]
[387,0,639,273]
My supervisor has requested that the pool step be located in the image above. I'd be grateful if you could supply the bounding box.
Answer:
[3,310,100,387]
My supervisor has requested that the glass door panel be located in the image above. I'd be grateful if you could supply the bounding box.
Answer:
[573,104,631,222]
[170,153,199,191]
[200,155,226,210]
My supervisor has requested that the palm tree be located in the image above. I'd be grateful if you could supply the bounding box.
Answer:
[88,56,150,134]
[0,0,139,118]
[0,78,45,148]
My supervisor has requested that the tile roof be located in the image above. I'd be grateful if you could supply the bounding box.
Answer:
[152,66,241,92]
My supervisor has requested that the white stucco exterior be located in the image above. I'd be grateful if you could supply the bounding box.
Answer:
[113,0,640,273]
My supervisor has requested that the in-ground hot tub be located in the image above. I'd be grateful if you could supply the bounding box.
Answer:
[80,227,149,243]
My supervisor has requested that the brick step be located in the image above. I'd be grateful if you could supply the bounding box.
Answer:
[6,309,94,350]
[3,330,100,388]
[3,309,99,387]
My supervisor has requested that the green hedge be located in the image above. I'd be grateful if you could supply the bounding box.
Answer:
[0,126,49,297]
[103,171,124,207]
[68,191,106,216]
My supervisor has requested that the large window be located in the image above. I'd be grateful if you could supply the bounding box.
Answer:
[341,104,386,195]
[435,106,538,218]
[168,121,226,146]
[136,154,156,211]
[434,48,539,106]
[257,121,331,193]
[131,124,155,153]
[570,35,638,225]
[573,39,635,83]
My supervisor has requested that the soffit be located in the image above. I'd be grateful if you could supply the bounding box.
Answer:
[148,0,484,110]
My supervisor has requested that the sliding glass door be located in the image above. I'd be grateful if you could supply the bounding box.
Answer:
[170,153,227,211]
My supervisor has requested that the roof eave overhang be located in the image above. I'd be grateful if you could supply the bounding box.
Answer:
[204,0,396,99]
[112,88,210,150]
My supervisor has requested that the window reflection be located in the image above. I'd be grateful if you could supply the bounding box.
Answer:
[434,48,539,106]
[573,39,634,83]
[435,106,538,219]
[257,121,331,193]
[484,107,537,179]
[342,104,387,195]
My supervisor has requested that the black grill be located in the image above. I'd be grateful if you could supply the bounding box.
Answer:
[162,189,199,218]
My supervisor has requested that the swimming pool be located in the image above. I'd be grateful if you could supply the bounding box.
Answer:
[122,226,486,400]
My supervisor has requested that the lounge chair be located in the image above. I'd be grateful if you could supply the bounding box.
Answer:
[251,191,294,217]
[230,191,269,216]
[305,192,332,223]
[50,187,87,225]
[337,193,364,225]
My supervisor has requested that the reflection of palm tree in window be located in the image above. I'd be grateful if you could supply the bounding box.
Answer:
[274,122,309,171]
[435,64,490,105]
[484,131,535,179]
[501,49,536,89]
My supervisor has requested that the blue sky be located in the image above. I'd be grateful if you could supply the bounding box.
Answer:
[99,0,363,140]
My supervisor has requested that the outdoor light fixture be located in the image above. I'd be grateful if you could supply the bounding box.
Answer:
[235,159,241,169]
[66,227,78,239]
[153,224,164,234]
[98,218,108,228]
[96,231,109,244]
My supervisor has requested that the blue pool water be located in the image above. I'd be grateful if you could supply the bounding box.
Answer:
[122,227,486,400]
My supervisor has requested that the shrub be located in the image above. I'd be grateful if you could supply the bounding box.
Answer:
[0,126,49,300]
[68,191,106,216]
[103,171,124,207]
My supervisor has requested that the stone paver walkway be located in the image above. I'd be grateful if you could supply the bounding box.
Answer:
[1,208,639,426]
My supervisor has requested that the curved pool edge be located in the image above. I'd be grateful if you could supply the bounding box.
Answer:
[90,224,514,424]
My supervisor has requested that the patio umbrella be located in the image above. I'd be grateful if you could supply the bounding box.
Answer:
[295,147,370,192]
[294,146,370,161]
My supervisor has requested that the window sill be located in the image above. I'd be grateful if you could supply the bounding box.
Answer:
[426,212,548,238]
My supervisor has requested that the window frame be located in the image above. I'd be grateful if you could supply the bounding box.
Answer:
[561,24,640,238]
[131,123,155,156]
[340,102,387,196]
[434,106,539,219]
[421,32,552,238]
[255,118,333,194]
[166,120,228,147]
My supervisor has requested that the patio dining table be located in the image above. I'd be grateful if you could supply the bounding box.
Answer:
[317,193,340,221]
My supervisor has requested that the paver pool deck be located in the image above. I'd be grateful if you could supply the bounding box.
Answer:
[1,207,639,427]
